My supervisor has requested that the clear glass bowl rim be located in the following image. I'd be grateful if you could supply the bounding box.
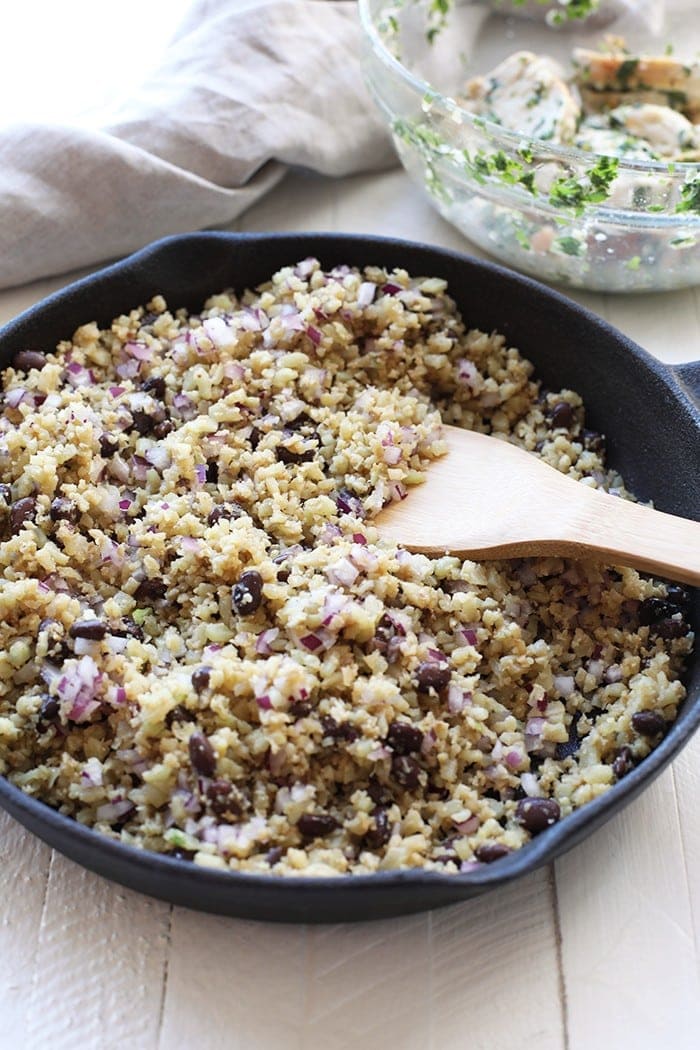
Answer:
[358,0,700,179]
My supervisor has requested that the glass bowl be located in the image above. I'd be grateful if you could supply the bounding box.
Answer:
[359,0,700,291]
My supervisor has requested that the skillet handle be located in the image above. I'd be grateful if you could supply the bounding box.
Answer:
[672,360,700,409]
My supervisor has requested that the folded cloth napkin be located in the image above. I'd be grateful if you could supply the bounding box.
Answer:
[0,0,394,291]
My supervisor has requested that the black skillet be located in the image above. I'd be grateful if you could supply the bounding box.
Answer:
[0,232,698,923]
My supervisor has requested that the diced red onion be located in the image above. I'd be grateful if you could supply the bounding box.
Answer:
[368,744,391,761]
[57,654,102,721]
[553,674,575,697]
[203,316,236,350]
[506,749,523,769]
[115,686,127,704]
[109,385,125,398]
[352,533,367,545]
[306,326,322,346]
[460,860,482,873]
[295,257,317,278]
[6,387,28,409]
[115,359,140,380]
[172,393,196,418]
[462,629,478,647]
[194,464,207,486]
[300,633,323,652]
[350,545,379,573]
[457,358,484,393]
[96,799,134,823]
[66,362,95,387]
[277,310,305,332]
[256,628,280,655]
[381,282,401,295]
[357,282,376,308]
[453,813,479,835]
[421,729,436,756]
[382,445,402,466]
[427,648,447,663]
[521,773,542,798]
[223,361,245,381]
[448,683,471,714]
[180,536,201,554]
[81,757,103,787]
[326,558,359,587]
[321,591,350,626]
[118,497,132,512]
[131,455,150,482]
[389,482,408,502]
[257,694,272,711]
[145,446,171,471]
[110,455,131,484]
[335,491,364,517]
[125,341,153,361]
[525,717,545,737]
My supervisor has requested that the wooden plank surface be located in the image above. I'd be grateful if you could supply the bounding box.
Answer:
[0,168,698,1050]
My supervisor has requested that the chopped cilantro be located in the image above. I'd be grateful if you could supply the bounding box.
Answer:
[616,59,639,89]
[676,175,700,214]
[555,236,584,257]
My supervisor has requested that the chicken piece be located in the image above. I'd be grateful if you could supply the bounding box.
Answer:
[608,103,700,158]
[574,121,660,162]
[461,50,581,143]
[579,86,700,123]
[572,48,700,117]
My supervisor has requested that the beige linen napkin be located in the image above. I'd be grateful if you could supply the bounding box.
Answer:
[0,0,394,290]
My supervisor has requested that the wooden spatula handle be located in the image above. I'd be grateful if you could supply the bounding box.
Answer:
[561,487,700,587]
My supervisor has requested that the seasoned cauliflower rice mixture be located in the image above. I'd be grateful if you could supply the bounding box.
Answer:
[0,260,693,876]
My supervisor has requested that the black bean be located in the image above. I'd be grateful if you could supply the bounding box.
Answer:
[10,497,37,533]
[276,442,315,465]
[188,731,217,776]
[415,660,450,694]
[289,699,313,720]
[165,704,195,729]
[515,797,561,834]
[208,502,245,526]
[232,569,263,615]
[368,613,402,658]
[638,597,675,625]
[50,497,80,525]
[631,711,666,737]
[549,401,575,430]
[555,713,581,761]
[38,694,59,722]
[367,775,393,805]
[391,753,421,790]
[134,578,167,602]
[191,666,211,693]
[139,311,160,328]
[130,409,165,436]
[612,746,633,779]
[69,619,107,641]
[99,433,120,458]
[320,716,358,743]
[0,484,11,506]
[386,721,423,755]
[13,350,47,372]
[363,807,391,850]
[206,461,219,484]
[475,842,512,863]
[249,426,261,450]
[651,618,687,640]
[110,617,144,641]
[426,780,450,801]
[666,584,691,612]
[582,428,606,454]
[267,846,284,865]
[206,779,242,818]
[153,419,174,439]
[297,812,338,839]
[142,376,166,399]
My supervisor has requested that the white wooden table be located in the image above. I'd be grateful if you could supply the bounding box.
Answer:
[1,168,698,1050]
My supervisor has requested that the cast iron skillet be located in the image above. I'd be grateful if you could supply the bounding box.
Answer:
[0,232,698,924]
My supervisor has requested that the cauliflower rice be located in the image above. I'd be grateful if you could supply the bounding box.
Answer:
[0,259,693,877]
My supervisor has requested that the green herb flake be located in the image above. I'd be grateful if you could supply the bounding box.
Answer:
[676,175,700,214]
[132,608,149,626]
[616,58,639,89]
[556,236,584,257]
[626,256,642,271]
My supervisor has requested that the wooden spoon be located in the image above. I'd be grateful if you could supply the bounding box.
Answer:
[375,425,700,586]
